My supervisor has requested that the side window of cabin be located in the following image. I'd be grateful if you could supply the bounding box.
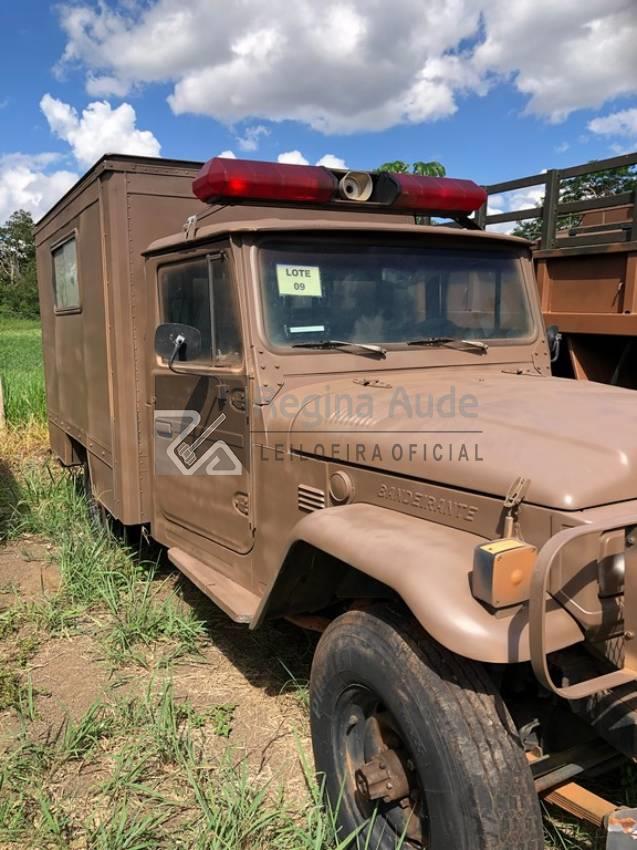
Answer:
[52,237,80,311]
[158,256,243,368]
[159,259,212,362]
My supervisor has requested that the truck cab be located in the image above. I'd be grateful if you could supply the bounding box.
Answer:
[145,193,552,626]
[37,155,637,850]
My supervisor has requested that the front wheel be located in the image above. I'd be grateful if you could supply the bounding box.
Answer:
[310,606,543,850]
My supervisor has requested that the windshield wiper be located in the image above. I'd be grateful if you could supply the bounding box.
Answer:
[292,339,387,358]
[407,336,489,353]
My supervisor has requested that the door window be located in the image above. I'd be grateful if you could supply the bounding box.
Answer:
[211,259,243,367]
[158,256,242,367]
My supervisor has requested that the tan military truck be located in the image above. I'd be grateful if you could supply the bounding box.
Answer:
[36,154,637,850]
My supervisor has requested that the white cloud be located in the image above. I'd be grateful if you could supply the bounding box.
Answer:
[217,149,237,159]
[609,142,634,155]
[277,150,309,165]
[236,124,270,152]
[485,183,546,234]
[1,91,161,224]
[40,94,161,168]
[484,210,513,235]
[276,151,348,168]
[507,186,545,210]
[474,1,637,122]
[55,0,637,133]
[0,153,78,223]
[589,108,637,139]
[316,154,348,169]
[85,74,132,98]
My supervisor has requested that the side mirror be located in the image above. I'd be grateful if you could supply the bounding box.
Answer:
[154,323,202,366]
[546,325,562,364]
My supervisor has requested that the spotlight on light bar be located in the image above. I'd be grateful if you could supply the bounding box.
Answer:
[192,156,487,216]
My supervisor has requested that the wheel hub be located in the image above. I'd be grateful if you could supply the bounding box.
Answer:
[354,748,412,804]
[340,692,427,846]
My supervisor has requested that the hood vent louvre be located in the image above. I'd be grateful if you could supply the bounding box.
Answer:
[298,484,326,512]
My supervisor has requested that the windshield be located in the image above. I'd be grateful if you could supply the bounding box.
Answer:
[259,240,533,348]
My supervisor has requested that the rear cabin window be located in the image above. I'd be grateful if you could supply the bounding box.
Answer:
[52,237,79,311]
[158,257,242,367]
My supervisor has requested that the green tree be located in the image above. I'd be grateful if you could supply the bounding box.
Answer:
[512,164,637,240]
[412,161,446,177]
[377,160,446,176]
[0,210,39,319]
[561,165,637,203]
[377,160,410,173]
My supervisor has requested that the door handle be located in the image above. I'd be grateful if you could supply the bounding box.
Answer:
[155,419,174,437]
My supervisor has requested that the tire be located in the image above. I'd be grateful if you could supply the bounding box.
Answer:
[310,606,543,850]
[81,463,112,534]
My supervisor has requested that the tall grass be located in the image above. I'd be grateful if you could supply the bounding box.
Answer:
[5,462,205,665]
[2,657,310,846]
[0,679,369,850]
[0,318,46,427]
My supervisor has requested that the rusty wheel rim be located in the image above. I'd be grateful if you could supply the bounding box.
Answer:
[338,685,427,847]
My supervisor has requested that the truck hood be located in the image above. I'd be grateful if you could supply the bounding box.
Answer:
[284,370,637,511]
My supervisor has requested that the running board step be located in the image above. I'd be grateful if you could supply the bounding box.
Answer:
[167,547,259,624]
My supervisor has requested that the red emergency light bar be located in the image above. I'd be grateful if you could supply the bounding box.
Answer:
[192,157,337,205]
[382,172,487,214]
[192,156,487,216]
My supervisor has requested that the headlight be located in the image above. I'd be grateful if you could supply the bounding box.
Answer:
[598,552,625,597]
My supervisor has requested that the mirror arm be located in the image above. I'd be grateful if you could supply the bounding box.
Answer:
[168,333,186,373]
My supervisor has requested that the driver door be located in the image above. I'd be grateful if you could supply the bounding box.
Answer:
[151,252,253,555]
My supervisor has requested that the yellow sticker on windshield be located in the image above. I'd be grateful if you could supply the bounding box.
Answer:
[276,264,322,297]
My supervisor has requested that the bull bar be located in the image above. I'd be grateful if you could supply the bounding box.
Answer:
[529,516,637,699]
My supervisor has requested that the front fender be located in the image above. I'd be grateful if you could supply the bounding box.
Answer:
[253,503,582,664]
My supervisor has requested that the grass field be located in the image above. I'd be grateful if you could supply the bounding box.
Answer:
[0,317,46,427]
[0,317,629,849]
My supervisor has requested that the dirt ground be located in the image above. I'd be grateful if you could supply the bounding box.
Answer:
[0,537,315,812]
[0,539,59,605]
[0,534,610,850]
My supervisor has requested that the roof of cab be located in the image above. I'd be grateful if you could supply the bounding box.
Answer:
[144,212,531,256]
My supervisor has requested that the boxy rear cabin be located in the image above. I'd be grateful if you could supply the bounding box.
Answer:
[35,155,205,524]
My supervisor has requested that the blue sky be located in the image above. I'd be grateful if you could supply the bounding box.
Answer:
[1,0,636,222]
